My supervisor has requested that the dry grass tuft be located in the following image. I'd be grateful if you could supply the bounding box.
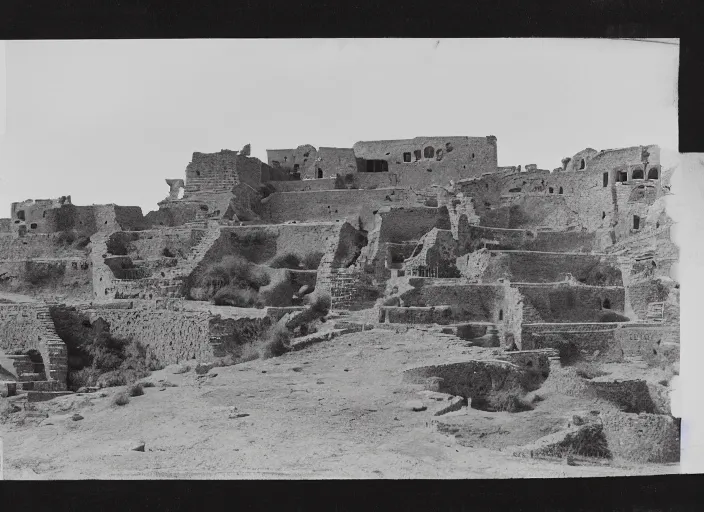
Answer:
[113,392,130,406]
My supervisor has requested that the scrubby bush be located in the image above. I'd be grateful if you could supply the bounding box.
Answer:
[269,253,302,269]
[24,261,65,285]
[574,361,609,380]
[485,390,535,413]
[128,382,144,397]
[258,323,292,359]
[198,255,270,292]
[113,392,130,406]
[259,281,296,307]
[141,381,156,388]
[598,311,629,323]
[302,251,324,269]
[213,285,263,308]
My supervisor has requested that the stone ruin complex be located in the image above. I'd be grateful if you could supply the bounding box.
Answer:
[0,135,680,465]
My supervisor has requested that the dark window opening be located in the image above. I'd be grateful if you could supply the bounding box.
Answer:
[472,153,475,158]
[499,309,503,321]
[30,223,37,229]
[317,168,323,179]
[446,142,454,152]
[633,215,640,230]
[602,211,606,219]
[579,159,585,170]
[632,168,644,180]
[403,152,411,162]
[195,171,201,177]
[283,156,287,162]
[16,210,25,221]
[648,167,659,180]
[42,211,47,218]
[603,172,609,187]
[558,187,563,194]
[423,146,434,159]
[548,187,554,194]
[602,298,611,309]
[617,171,628,182]
[427,168,433,172]
[656,221,660,228]
[414,150,421,161]
[200,205,209,212]
[293,164,300,172]
[303,151,310,158]
[365,160,389,173]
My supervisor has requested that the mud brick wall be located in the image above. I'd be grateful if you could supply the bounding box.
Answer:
[0,304,49,353]
[479,251,622,286]
[398,283,505,323]
[261,188,414,230]
[516,283,625,323]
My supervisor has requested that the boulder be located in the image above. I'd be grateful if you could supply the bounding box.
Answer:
[405,400,427,412]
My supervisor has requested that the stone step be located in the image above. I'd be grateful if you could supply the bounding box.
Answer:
[27,390,74,403]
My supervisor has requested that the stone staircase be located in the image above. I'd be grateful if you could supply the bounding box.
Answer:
[160,221,221,282]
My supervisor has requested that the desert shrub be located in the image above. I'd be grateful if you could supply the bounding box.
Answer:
[598,311,629,323]
[128,383,144,397]
[302,251,324,269]
[105,234,134,256]
[24,261,65,285]
[258,323,292,359]
[198,255,270,292]
[55,230,76,246]
[260,281,295,307]
[113,392,130,406]
[574,362,609,380]
[238,343,261,363]
[141,381,156,388]
[213,285,263,308]
[269,253,302,269]
[481,390,535,413]
[68,367,101,391]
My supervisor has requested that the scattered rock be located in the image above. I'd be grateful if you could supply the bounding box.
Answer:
[230,412,250,419]
[316,380,324,384]
[406,400,427,412]
[131,442,146,452]
[572,415,585,426]
[262,370,267,374]
[71,413,84,421]
[77,387,88,393]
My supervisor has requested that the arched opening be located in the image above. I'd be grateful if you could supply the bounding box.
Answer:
[548,187,554,193]
[423,146,435,159]
[558,187,563,194]
[602,298,611,309]
[16,210,25,221]
[499,309,504,321]
[579,159,585,170]
[317,168,323,179]
[647,167,659,180]
[631,168,644,180]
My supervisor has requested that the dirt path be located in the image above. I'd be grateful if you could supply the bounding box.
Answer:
[1,328,678,479]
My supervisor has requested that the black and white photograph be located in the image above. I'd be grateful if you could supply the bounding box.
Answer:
[0,37,696,487]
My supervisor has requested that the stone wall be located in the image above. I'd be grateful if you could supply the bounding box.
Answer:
[0,258,93,300]
[81,305,214,364]
[261,188,416,230]
[302,147,358,180]
[268,178,337,193]
[398,282,505,323]
[353,136,498,186]
[0,218,11,233]
[516,283,626,323]
[478,251,622,286]
[183,150,242,197]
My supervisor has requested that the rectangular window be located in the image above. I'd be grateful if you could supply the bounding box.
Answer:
[633,215,640,230]
[603,172,608,187]
[403,152,411,162]
[414,150,421,161]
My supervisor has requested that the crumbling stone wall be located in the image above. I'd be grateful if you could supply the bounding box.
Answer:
[268,178,337,193]
[0,258,93,300]
[398,282,505,323]
[478,251,622,286]
[261,188,415,230]
[302,147,358,180]
[0,218,11,233]
[353,136,498,187]
[516,283,626,323]
[266,145,318,175]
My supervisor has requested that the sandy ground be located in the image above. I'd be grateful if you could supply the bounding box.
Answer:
[1,328,679,479]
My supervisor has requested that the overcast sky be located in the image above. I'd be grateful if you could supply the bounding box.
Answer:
[0,38,679,214]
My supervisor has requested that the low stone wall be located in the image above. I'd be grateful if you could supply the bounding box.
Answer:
[379,305,454,325]
[268,178,337,193]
